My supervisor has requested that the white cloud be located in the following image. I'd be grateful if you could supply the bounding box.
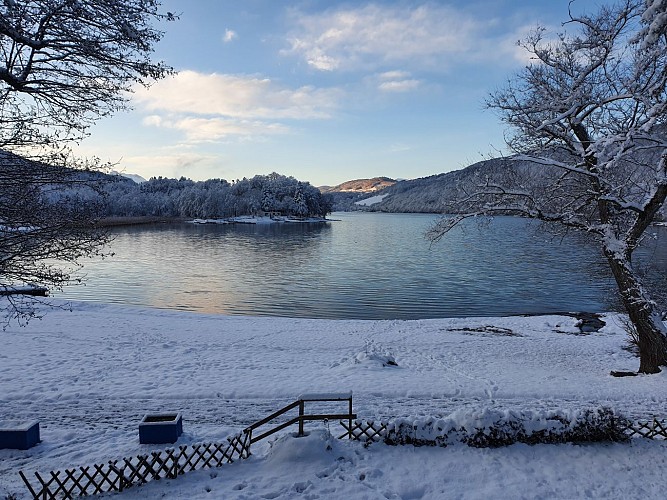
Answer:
[142,115,163,127]
[378,80,420,92]
[223,29,237,43]
[284,4,479,71]
[378,70,411,80]
[132,70,341,143]
[284,4,535,72]
[144,116,289,143]
[493,24,543,66]
[134,71,340,120]
[371,70,421,92]
[119,153,219,180]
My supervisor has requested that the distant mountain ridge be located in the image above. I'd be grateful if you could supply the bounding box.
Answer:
[319,177,396,194]
[339,154,666,219]
[338,125,667,215]
[328,156,572,213]
[325,160,525,213]
[112,171,147,183]
[357,158,517,213]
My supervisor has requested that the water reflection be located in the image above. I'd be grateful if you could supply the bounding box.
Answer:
[55,213,665,319]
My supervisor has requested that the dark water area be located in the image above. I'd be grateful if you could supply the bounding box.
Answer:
[55,213,666,320]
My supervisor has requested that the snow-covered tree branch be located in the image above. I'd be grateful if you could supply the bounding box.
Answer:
[0,0,175,325]
[0,0,174,150]
[430,0,667,374]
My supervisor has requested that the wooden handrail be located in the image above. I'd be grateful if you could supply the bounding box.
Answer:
[298,392,353,402]
[250,417,301,443]
[243,394,356,447]
[19,395,355,498]
[244,400,301,432]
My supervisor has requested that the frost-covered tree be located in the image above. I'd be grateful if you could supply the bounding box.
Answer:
[98,172,331,219]
[429,0,667,373]
[0,0,174,324]
[291,182,308,217]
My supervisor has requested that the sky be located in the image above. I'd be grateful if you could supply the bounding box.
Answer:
[76,0,617,187]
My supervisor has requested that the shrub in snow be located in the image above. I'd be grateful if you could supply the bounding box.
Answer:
[383,417,461,447]
[354,351,398,367]
[383,407,629,448]
[554,407,631,444]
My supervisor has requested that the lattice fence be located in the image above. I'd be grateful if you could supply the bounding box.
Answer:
[340,420,388,442]
[342,418,667,444]
[622,418,667,439]
[19,432,250,499]
[19,395,357,499]
[18,415,667,499]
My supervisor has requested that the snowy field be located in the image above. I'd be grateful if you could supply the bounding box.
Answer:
[354,193,389,206]
[1,300,667,499]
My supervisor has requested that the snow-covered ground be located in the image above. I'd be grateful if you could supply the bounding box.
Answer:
[1,301,667,499]
[354,193,389,206]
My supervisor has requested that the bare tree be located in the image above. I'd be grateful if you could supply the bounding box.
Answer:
[0,0,175,324]
[428,0,667,373]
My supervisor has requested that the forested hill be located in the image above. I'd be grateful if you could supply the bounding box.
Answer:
[2,152,333,218]
[319,177,396,193]
[321,177,398,211]
[325,159,558,213]
[358,159,516,213]
[333,158,542,213]
[11,149,665,219]
[103,172,332,218]
[350,125,667,215]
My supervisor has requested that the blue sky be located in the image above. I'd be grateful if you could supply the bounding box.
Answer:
[77,0,616,187]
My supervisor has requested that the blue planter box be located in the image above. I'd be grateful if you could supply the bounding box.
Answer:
[0,421,40,450]
[139,413,183,444]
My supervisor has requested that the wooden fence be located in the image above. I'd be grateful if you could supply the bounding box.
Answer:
[19,432,251,499]
[244,393,356,444]
[341,418,667,444]
[19,393,357,499]
[623,418,667,439]
[19,400,667,499]
[340,419,388,442]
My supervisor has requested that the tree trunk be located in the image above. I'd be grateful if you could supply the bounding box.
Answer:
[605,249,667,374]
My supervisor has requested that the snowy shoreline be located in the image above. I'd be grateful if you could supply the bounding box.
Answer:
[1,300,667,499]
[96,215,333,227]
[191,215,332,225]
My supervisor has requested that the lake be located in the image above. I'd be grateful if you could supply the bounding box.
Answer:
[55,213,667,320]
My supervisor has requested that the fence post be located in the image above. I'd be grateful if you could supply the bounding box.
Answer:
[348,396,353,439]
[298,400,305,436]
[243,429,252,457]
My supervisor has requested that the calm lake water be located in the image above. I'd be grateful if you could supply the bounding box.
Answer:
[56,213,667,320]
